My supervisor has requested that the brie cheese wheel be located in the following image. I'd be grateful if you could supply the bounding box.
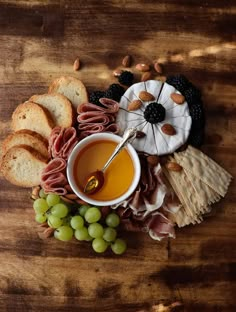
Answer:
[116,80,192,155]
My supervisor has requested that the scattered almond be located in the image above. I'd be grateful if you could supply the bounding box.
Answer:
[73,58,80,71]
[60,196,74,204]
[128,99,142,111]
[166,162,182,172]
[154,62,163,74]
[31,185,40,200]
[147,155,159,166]
[136,130,146,138]
[161,124,176,136]
[113,68,123,77]
[135,63,150,72]
[122,55,131,67]
[141,71,152,81]
[139,91,155,101]
[170,93,185,104]
[65,193,78,200]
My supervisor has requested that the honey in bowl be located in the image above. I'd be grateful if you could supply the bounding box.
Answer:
[73,140,135,201]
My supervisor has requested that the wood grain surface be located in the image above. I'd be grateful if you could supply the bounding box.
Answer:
[0,1,235,311]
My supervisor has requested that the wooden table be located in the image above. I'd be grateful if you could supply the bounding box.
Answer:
[0,1,235,311]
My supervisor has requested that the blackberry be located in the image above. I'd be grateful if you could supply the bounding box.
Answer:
[188,129,204,147]
[184,84,201,106]
[144,102,166,124]
[118,71,134,86]
[189,102,204,122]
[89,91,106,107]
[166,74,190,93]
[105,83,125,102]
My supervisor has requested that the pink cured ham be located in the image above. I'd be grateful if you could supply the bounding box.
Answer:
[41,158,68,195]
[112,153,180,240]
[49,127,78,160]
[77,98,119,138]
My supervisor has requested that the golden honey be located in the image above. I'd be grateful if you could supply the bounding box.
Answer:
[73,140,135,201]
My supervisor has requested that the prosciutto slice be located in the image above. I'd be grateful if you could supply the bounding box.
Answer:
[49,126,78,160]
[77,98,119,138]
[41,158,68,195]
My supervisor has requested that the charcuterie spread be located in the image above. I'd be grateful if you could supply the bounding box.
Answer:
[0,55,232,255]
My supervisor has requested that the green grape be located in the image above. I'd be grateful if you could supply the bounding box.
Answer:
[74,227,90,241]
[103,227,117,242]
[105,213,120,228]
[111,238,127,255]
[54,225,73,241]
[39,189,47,198]
[51,203,68,218]
[62,216,72,226]
[70,215,84,230]
[84,207,101,223]
[48,215,63,228]
[33,198,49,214]
[35,213,47,223]
[88,223,104,238]
[46,193,60,207]
[92,238,108,253]
[78,205,90,217]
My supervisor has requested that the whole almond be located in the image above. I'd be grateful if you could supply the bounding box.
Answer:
[113,68,123,77]
[65,193,78,200]
[147,155,159,166]
[139,91,155,101]
[154,62,163,74]
[135,63,150,72]
[136,130,146,138]
[141,71,152,81]
[73,58,80,71]
[170,93,185,104]
[161,124,176,136]
[31,185,40,200]
[166,162,182,172]
[122,55,131,67]
[60,196,74,204]
[128,99,142,111]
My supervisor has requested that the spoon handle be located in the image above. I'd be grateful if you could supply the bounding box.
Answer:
[102,128,137,172]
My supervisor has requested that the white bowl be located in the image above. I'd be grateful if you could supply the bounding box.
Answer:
[67,132,141,206]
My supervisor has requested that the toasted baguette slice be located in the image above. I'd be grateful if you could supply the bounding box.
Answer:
[48,76,88,111]
[29,93,74,127]
[0,145,47,187]
[2,129,49,160]
[11,101,54,139]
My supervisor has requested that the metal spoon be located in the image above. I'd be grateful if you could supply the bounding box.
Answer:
[83,128,137,195]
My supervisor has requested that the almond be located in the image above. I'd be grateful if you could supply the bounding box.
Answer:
[113,68,123,77]
[161,123,176,136]
[128,99,142,111]
[31,185,40,200]
[65,193,78,200]
[135,63,150,72]
[139,91,155,101]
[170,93,185,104]
[147,155,159,166]
[60,196,74,204]
[122,55,131,67]
[141,71,152,82]
[154,62,163,74]
[166,162,182,172]
[136,130,146,138]
[73,58,80,71]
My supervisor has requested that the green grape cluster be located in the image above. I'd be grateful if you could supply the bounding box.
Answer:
[33,191,127,255]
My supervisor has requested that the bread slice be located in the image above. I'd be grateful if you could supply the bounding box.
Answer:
[29,93,74,127]
[0,145,48,187]
[2,129,49,160]
[48,76,88,111]
[11,101,54,139]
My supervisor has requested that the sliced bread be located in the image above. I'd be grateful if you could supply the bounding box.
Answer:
[0,145,48,187]
[2,129,49,160]
[11,101,55,139]
[48,76,88,111]
[29,93,74,127]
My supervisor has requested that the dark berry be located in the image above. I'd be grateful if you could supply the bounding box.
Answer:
[184,84,201,105]
[118,71,134,86]
[189,102,204,122]
[188,129,204,147]
[166,74,190,93]
[144,102,166,124]
[89,91,106,107]
[105,83,125,102]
